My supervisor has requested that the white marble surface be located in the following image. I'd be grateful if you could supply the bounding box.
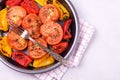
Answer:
[1,0,120,80]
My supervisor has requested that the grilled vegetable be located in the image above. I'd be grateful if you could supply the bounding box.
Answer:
[39,4,59,23]
[62,19,72,40]
[6,6,27,26]
[0,8,8,31]
[21,0,39,14]
[34,0,47,6]
[52,41,68,54]
[22,14,41,38]
[28,38,47,59]
[0,36,12,58]
[53,0,70,20]
[12,51,32,67]
[33,54,55,68]
[6,0,22,7]
[40,21,63,45]
[7,30,28,50]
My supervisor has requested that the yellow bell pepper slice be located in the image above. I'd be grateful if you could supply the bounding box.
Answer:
[34,0,47,6]
[0,36,12,58]
[33,54,55,68]
[0,8,8,31]
[53,0,70,20]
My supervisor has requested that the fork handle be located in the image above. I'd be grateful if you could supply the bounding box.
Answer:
[28,37,70,67]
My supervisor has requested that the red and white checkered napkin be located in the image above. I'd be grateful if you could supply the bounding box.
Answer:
[34,19,95,80]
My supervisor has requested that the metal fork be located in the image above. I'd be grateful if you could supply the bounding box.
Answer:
[9,22,70,67]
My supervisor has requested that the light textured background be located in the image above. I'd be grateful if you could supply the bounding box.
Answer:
[0,0,120,80]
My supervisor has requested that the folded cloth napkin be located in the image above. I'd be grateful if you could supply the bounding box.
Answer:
[34,18,95,80]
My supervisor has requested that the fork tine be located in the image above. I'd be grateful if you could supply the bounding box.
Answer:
[8,19,18,27]
[12,23,24,33]
[10,23,23,34]
[11,26,22,35]
[8,19,24,35]
[17,26,24,31]
[9,24,23,35]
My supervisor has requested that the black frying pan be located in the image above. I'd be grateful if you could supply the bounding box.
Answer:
[0,0,80,73]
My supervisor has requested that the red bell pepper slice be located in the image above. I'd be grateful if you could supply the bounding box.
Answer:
[6,0,22,7]
[62,19,72,40]
[52,42,68,54]
[21,0,39,14]
[12,51,32,67]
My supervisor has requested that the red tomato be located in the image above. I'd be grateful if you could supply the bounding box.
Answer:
[28,38,47,59]
[12,51,32,67]
[6,0,22,7]
[7,6,26,26]
[39,4,59,23]
[22,14,42,38]
[52,42,68,54]
[7,30,28,50]
[20,0,39,14]
[40,21,63,45]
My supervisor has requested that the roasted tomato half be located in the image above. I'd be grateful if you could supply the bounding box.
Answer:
[7,6,26,26]
[40,21,63,45]
[7,30,28,50]
[39,4,59,23]
[28,38,47,59]
[22,14,42,38]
